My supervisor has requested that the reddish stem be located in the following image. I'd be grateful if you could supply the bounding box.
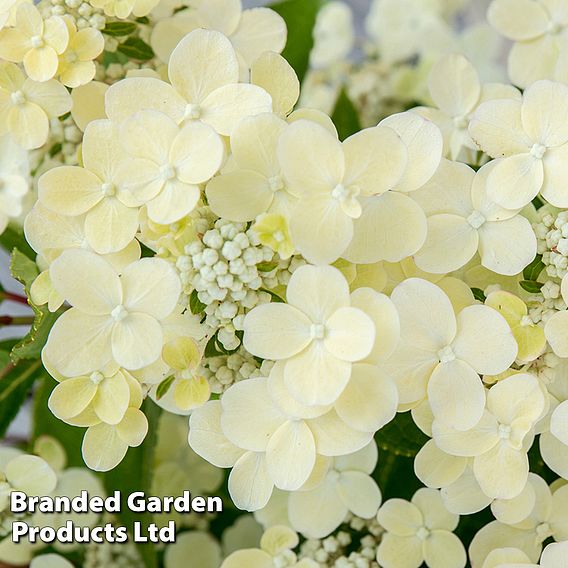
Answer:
[1,291,29,306]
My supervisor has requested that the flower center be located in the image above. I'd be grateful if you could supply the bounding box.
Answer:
[536,522,552,541]
[111,305,128,322]
[453,115,468,129]
[268,175,284,193]
[467,210,486,229]
[530,143,547,160]
[416,527,430,541]
[184,103,202,120]
[437,345,455,364]
[30,35,44,48]
[310,323,326,340]
[520,315,533,327]
[331,183,359,202]
[498,423,511,440]
[10,90,25,105]
[101,182,116,197]
[160,164,176,181]
[65,50,78,63]
[548,21,563,34]
[273,230,285,243]
[90,371,104,385]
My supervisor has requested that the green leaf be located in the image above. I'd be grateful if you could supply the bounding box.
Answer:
[136,16,150,24]
[10,249,62,363]
[471,287,486,302]
[523,254,544,281]
[189,289,206,315]
[270,0,322,83]
[0,227,35,259]
[375,412,429,458]
[257,261,279,272]
[102,21,137,36]
[331,89,361,141]
[260,288,285,303]
[117,37,155,61]
[520,280,544,293]
[102,401,161,568]
[156,375,175,400]
[0,358,43,438]
[204,334,224,358]
[102,50,129,67]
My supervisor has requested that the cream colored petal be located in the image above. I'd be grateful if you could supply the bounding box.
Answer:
[522,80,568,147]
[166,532,223,568]
[93,372,130,425]
[337,470,381,519]
[0,28,29,62]
[43,15,68,53]
[85,198,138,255]
[391,278,456,353]
[380,112,444,193]
[70,81,107,132]
[413,488,459,531]
[491,478,536,525]
[473,442,528,500]
[550,400,568,446]
[428,54,481,117]
[251,52,299,117]
[540,541,568,568]
[453,304,518,375]
[540,431,568,478]
[541,143,568,207]
[243,303,311,360]
[428,359,486,431]
[221,549,272,568]
[8,102,48,149]
[111,313,163,370]
[414,214,479,274]
[6,455,57,496]
[48,377,97,420]
[335,363,397,432]
[105,77,185,124]
[342,125,407,196]
[59,60,96,89]
[469,99,530,158]
[487,0,549,40]
[30,554,75,568]
[23,46,59,82]
[171,121,224,184]
[545,310,568,357]
[82,118,124,180]
[423,531,467,568]
[221,378,285,452]
[116,407,148,446]
[308,409,372,457]
[50,249,121,314]
[173,376,210,411]
[207,170,273,222]
[377,533,423,568]
[414,440,468,489]
[266,420,316,491]
[289,194,353,265]
[168,29,238,103]
[343,193,427,263]
[229,452,274,512]
[432,411,499,457]
[82,422,128,471]
[334,440,378,475]
[377,499,423,536]
[188,401,245,468]
[508,36,558,90]
[442,466,492,515]
[39,165,102,216]
[121,258,180,319]
[231,7,286,67]
[146,180,200,225]
[284,342,351,406]
[17,2,43,36]
[324,307,375,362]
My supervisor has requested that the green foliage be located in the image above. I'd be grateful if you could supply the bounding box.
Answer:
[257,261,279,272]
[103,401,161,568]
[117,37,155,61]
[520,280,544,293]
[0,227,35,259]
[156,375,175,400]
[102,21,138,36]
[375,411,429,458]
[260,288,285,303]
[523,254,545,282]
[331,89,362,141]
[0,356,42,438]
[270,0,322,83]
[9,249,62,363]
[189,289,206,315]
[471,287,486,302]
[102,50,129,67]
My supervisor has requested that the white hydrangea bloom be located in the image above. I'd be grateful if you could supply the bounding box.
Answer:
[376,488,466,568]
[416,53,520,160]
[243,265,376,406]
[105,29,273,137]
[0,134,29,235]
[469,80,568,209]
[412,159,537,275]
[44,249,182,375]
[383,278,517,429]
[164,531,222,568]
[30,554,74,568]
[433,374,546,500]
[544,275,568,357]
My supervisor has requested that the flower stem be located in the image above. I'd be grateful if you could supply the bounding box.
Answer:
[0,291,29,306]
[0,315,34,326]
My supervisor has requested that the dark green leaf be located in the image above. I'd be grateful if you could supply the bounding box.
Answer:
[257,261,279,272]
[0,358,42,438]
[331,89,361,141]
[375,412,429,458]
[103,400,161,568]
[10,249,62,363]
[140,242,155,258]
[270,0,322,83]
[471,287,486,302]
[102,21,137,36]
[0,227,35,259]
[260,288,285,303]
[532,195,545,210]
[156,375,175,400]
[136,16,150,24]
[48,142,62,157]
[520,280,544,293]
[103,50,129,66]
[204,334,225,358]
[117,37,155,61]
[523,254,544,281]
[189,289,206,315]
